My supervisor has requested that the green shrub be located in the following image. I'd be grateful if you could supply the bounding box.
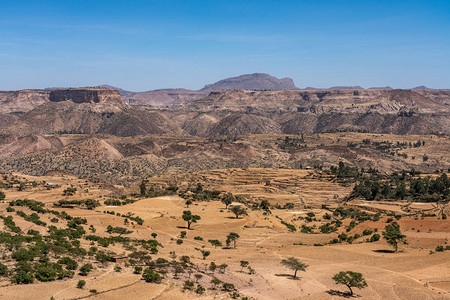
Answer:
[196,284,206,294]
[12,249,36,261]
[362,229,373,236]
[77,279,86,289]
[435,245,444,252]
[222,282,235,292]
[369,233,380,242]
[338,233,348,241]
[35,263,60,282]
[58,257,78,270]
[142,269,161,283]
[0,263,8,276]
[27,229,40,235]
[79,264,93,276]
[183,280,194,290]
[12,270,34,284]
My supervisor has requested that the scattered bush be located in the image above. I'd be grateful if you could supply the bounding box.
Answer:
[77,279,86,289]
[142,269,161,283]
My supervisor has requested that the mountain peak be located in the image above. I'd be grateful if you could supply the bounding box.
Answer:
[200,73,298,91]
[412,85,431,90]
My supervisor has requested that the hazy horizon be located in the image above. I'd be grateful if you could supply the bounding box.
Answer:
[1,0,449,91]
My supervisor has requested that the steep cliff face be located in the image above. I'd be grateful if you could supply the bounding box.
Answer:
[0,88,124,113]
[49,89,123,106]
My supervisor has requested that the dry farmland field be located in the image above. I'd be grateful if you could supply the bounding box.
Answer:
[0,168,448,300]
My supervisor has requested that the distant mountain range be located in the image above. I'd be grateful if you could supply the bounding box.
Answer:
[86,74,445,107]
[2,73,447,109]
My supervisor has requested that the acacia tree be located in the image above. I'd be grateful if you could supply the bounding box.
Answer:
[230,205,247,219]
[240,260,249,272]
[280,257,308,278]
[106,225,133,237]
[208,239,222,248]
[200,250,210,260]
[221,193,234,209]
[226,232,240,249]
[182,210,201,230]
[332,271,367,296]
[382,221,407,252]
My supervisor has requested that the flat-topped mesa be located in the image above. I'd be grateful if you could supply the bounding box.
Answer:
[49,88,124,106]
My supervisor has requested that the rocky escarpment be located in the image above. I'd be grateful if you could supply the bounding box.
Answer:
[49,88,123,106]
[0,88,124,113]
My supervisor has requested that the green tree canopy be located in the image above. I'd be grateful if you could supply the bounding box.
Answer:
[280,257,308,278]
[332,271,367,296]
[229,205,247,219]
[382,221,407,252]
[182,210,201,229]
[226,232,240,248]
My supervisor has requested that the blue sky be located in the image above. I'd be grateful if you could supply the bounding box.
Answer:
[1,0,449,91]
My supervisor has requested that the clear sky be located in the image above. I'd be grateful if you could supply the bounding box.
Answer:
[1,0,449,91]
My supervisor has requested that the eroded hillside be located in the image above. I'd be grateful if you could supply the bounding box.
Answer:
[1,133,448,185]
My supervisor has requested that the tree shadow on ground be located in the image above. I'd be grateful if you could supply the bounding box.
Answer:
[372,249,396,253]
[275,273,300,280]
[176,226,191,229]
[326,290,359,298]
